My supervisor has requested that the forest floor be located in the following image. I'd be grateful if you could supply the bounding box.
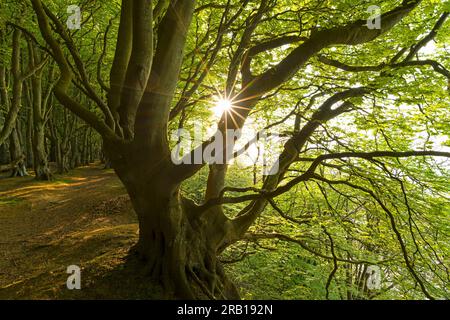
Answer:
[0,164,166,299]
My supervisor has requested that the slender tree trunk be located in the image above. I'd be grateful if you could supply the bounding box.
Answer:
[81,128,89,165]
[29,41,52,180]
[0,143,9,165]
[49,137,56,162]
[26,106,34,167]
[69,136,78,169]
[101,142,112,169]
[0,30,22,146]
[33,120,51,179]
[53,136,69,174]
[9,126,27,177]
[88,130,94,163]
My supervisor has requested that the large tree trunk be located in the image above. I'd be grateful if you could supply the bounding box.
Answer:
[129,185,239,299]
[109,144,239,299]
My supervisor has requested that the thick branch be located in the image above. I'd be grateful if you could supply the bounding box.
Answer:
[134,0,196,147]
[318,56,450,79]
[117,0,153,139]
[239,0,422,98]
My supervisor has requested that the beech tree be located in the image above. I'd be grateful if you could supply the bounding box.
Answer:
[1,0,446,299]
[0,26,47,176]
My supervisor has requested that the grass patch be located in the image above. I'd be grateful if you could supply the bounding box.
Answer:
[51,178,77,184]
[0,197,23,205]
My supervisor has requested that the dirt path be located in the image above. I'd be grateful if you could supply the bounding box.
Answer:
[0,165,156,299]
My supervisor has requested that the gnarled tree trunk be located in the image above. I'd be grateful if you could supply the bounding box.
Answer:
[107,142,240,299]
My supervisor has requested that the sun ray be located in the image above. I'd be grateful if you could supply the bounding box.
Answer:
[230,104,252,111]
[227,110,240,129]
[228,107,247,122]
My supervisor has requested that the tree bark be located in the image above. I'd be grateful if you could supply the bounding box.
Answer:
[107,143,239,299]
[33,119,51,179]
[9,126,28,177]
[28,40,52,180]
